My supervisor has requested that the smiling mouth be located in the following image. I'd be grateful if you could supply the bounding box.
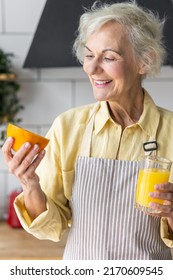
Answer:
[95,80,112,86]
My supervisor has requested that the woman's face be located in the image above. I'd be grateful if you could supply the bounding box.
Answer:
[83,22,144,102]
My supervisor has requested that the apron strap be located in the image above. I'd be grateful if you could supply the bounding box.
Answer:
[79,102,100,157]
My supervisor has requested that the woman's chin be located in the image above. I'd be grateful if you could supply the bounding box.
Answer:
[94,93,109,102]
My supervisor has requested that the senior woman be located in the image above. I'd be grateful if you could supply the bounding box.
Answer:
[2,1,173,259]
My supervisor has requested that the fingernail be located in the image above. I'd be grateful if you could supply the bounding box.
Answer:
[149,202,155,207]
[33,144,39,151]
[7,136,13,142]
[24,142,31,149]
[40,150,45,156]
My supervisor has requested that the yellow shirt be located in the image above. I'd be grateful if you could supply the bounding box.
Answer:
[14,90,173,247]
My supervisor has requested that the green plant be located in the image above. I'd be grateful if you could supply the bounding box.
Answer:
[0,49,24,145]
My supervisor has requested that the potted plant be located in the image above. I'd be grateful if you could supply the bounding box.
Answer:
[0,49,24,146]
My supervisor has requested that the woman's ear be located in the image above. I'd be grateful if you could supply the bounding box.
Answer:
[138,63,147,75]
[138,50,155,75]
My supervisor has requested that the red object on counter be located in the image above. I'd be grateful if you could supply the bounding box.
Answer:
[7,189,22,228]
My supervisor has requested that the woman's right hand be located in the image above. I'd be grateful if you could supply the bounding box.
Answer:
[2,136,47,219]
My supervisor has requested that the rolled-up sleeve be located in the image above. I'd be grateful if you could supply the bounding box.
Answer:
[14,193,70,242]
[160,217,173,248]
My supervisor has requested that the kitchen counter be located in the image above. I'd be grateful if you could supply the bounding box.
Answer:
[0,221,68,260]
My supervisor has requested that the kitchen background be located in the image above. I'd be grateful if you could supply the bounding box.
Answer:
[0,0,173,221]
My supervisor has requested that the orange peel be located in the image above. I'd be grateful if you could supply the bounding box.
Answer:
[6,123,49,153]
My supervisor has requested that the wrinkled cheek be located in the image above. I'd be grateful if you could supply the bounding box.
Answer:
[83,64,87,73]
[83,60,93,75]
[109,63,125,77]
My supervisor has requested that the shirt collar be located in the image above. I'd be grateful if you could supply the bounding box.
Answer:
[94,89,160,138]
[94,101,112,135]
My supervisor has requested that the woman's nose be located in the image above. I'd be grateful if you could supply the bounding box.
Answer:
[84,60,103,75]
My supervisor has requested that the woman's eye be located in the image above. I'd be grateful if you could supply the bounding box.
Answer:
[85,55,94,59]
[104,57,115,62]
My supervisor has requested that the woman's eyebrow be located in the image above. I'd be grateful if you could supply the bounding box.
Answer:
[103,48,122,56]
[84,45,92,52]
[85,45,121,56]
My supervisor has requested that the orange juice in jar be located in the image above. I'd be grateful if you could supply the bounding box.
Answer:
[135,156,172,214]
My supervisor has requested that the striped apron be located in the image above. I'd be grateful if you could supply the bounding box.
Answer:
[63,104,172,260]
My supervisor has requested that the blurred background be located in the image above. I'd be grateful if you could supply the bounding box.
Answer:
[0,0,173,259]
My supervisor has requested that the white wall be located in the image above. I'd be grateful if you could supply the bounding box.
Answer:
[0,0,173,219]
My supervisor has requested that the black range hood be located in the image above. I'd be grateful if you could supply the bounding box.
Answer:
[23,0,173,68]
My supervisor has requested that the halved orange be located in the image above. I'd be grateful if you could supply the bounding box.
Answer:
[6,123,49,153]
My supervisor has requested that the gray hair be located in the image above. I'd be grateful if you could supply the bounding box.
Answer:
[73,1,166,77]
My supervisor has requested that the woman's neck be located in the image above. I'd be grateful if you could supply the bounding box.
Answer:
[107,89,144,129]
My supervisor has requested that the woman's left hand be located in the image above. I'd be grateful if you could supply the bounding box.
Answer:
[149,182,173,231]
